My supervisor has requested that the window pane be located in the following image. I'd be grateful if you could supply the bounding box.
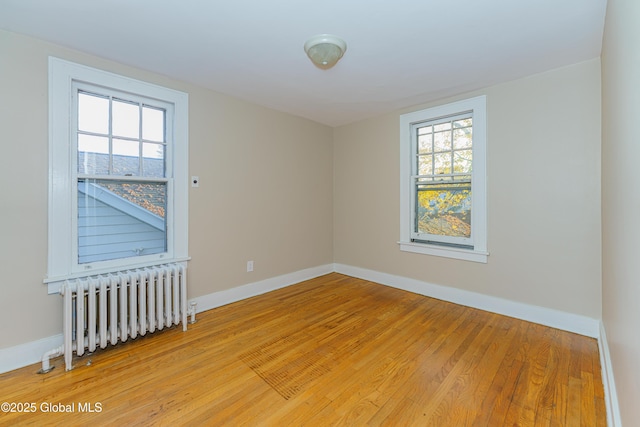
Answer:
[454,150,472,173]
[453,128,472,149]
[112,99,139,138]
[416,183,471,238]
[453,118,472,129]
[78,92,109,134]
[418,134,432,154]
[418,154,433,176]
[417,125,432,136]
[434,122,451,132]
[433,130,451,152]
[142,106,165,142]
[78,179,167,264]
[434,152,451,175]
[113,138,140,176]
[78,134,109,174]
[142,143,165,178]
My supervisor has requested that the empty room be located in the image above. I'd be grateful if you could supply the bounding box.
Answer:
[0,0,637,425]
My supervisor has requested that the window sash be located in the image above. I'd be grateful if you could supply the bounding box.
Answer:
[74,83,170,179]
[410,112,474,247]
[71,82,175,270]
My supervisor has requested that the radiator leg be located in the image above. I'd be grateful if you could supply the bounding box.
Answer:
[63,282,74,371]
[38,345,64,374]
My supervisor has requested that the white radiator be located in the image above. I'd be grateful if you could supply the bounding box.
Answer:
[40,263,193,372]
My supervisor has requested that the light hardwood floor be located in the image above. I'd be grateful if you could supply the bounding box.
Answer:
[0,273,606,426]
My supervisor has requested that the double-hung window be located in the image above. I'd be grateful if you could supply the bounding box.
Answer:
[47,58,189,293]
[76,85,171,264]
[399,96,487,263]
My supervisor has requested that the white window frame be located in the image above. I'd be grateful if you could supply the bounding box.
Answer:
[46,57,189,293]
[399,96,488,263]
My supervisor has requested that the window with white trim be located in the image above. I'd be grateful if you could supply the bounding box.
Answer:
[47,58,189,292]
[399,96,487,263]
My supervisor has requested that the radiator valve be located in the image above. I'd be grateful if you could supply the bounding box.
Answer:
[188,301,197,324]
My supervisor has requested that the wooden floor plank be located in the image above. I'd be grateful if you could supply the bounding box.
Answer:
[0,273,606,426]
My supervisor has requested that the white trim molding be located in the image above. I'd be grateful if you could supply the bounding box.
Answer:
[333,263,600,338]
[398,241,489,263]
[190,264,334,314]
[0,334,63,375]
[598,322,622,427]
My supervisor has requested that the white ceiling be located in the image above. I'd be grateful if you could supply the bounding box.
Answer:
[0,0,607,127]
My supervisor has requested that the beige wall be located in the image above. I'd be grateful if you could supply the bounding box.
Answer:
[602,0,640,423]
[334,59,602,318]
[0,30,334,348]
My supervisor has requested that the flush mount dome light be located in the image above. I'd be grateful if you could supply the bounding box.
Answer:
[304,34,347,69]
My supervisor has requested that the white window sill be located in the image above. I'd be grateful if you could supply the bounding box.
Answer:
[398,241,488,263]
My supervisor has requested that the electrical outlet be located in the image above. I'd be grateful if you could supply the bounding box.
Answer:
[247,260,254,272]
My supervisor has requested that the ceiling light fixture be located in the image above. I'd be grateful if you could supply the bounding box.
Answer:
[304,34,347,69]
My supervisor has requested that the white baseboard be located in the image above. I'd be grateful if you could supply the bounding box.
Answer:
[333,263,600,338]
[598,322,622,427]
[191,264,334,313]
[0,262,603,376]
[0,334,63,375]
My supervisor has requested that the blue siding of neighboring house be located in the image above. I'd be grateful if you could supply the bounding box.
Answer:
[78,190,166,264]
